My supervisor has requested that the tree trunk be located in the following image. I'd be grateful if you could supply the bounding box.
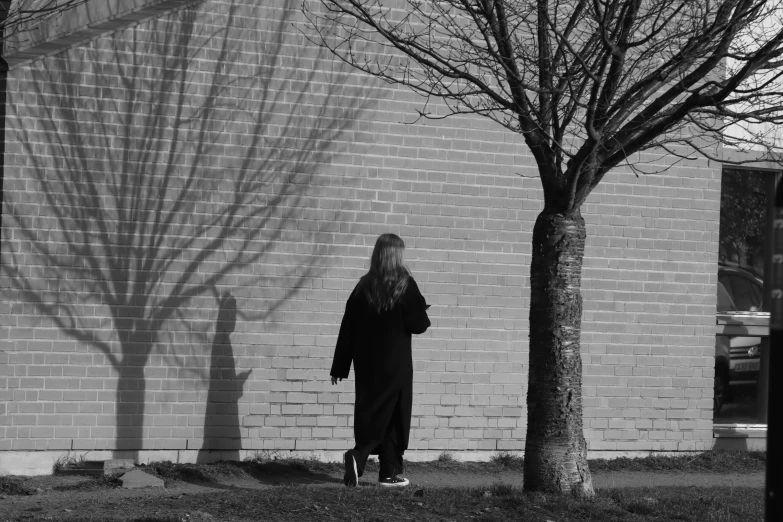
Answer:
[523,210,594,497]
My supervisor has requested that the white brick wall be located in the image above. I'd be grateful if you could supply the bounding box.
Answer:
[0,0,718,462]
[581,163,719,452]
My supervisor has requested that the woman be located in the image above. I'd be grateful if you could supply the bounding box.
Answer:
[330,233,431,487]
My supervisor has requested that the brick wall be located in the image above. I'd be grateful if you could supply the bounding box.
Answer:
[0,0,718,468]
[581,162,720,452]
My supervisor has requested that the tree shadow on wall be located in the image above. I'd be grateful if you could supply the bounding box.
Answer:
[197,291,250,463]
[1,0,370,460]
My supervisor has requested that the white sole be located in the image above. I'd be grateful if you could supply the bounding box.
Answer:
[379,478,409,487]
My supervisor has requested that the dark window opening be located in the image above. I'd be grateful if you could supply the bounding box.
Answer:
[714,168,777,426]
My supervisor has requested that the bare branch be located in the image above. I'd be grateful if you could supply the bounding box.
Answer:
[306,0,783,212]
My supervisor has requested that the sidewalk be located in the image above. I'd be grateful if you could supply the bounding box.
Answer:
[262,467,766,490]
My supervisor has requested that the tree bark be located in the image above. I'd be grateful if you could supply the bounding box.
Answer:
[523,210,594,498]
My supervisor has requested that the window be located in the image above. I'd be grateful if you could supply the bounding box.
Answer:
[719,169,768,275]
[718,273,763,312]
[714,168,778,428]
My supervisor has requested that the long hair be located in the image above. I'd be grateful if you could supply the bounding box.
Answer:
[363,233,410,313]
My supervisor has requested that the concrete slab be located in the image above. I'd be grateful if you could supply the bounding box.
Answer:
[118,469,165,489]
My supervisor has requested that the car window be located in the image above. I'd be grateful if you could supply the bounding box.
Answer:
[727,275,761,311]
[717,281,736,312]
[747,279,763,311]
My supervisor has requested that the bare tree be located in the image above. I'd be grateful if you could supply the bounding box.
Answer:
[304,0,783,496]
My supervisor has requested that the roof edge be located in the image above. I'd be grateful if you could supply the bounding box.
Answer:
[3,0,202,69]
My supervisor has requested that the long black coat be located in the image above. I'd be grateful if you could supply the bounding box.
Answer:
[330,276,430,451]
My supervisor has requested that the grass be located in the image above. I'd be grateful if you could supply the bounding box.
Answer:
[25,484,763,522]
[588,450,767,473]
[194,449,765,476]
[142,460,248,484]
[0,475,38,495]
[52,451,89,473]
[52,474,122,492]
[438,451,455,463]
[489,451,525,469]
[604,487,763,521]
[0,450,767,522]
[2,449,766,497]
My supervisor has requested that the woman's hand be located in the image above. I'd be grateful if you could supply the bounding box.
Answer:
[331,376,341,385]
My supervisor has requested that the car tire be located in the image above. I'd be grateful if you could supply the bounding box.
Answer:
[714,367,728,415]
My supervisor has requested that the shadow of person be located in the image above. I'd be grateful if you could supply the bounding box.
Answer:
[197,292,251,463]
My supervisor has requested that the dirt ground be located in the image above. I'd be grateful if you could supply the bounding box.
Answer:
[0,464,765,522]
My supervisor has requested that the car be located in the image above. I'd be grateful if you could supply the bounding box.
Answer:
[714,264,764,414]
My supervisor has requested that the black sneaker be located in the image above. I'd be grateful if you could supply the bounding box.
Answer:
[378,475,409,487]
[343,450,358,487]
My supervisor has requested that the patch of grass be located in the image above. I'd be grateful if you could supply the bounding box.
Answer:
[6,472,764,522]
[53,475,120,492]
[488,482,516,497]
[403,458,472,472]
[44,514,185,522]
[437,451,455,463]
[283,457,339,475]
[490,451,524,469]
[604,486,762,521]
[243,451,341,475]
[142,460,247,484]
[624,497,658,515]
[134,449,766,488]
[588,450,766,473]
[141,456,346,487]
[0,476,37,495]
[132,518,184,522]
[52,451,89,473]
[187,485,757,521]
[243,449,284,464]
[413,448,765,475]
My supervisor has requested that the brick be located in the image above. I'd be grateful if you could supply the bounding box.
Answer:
[0,0,720,459]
